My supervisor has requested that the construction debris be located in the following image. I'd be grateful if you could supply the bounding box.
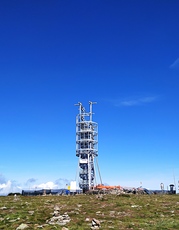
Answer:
[87,186,151,195]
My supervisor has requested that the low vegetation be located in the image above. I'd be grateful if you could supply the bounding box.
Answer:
[0,193,179,229]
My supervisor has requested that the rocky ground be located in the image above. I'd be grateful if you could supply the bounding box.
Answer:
[0,193,179,229]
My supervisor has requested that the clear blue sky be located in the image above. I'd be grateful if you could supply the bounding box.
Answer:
[0,0,179,194]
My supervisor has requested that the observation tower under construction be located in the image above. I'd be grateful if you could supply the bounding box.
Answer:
[75,101,98,192]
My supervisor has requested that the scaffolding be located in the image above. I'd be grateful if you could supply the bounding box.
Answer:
[75,101,98,192]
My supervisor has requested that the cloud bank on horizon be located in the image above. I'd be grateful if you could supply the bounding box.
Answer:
[0,175,70,195]
[0,179,21,195]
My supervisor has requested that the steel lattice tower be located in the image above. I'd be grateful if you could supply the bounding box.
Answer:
[75,101,98,192]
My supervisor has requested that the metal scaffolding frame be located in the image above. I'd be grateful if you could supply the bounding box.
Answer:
[75,101,98,192]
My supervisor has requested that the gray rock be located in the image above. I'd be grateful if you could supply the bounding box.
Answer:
[91,227,100,230]
[91,218,101,229]
[61,219,70,224]
[28,211,34,215]
[47,211,71,226]
[54,205,60,211]
[92,218,100,226]
[16,223,29,230]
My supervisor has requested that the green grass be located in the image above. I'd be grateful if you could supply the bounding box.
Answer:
[0,194,179,229]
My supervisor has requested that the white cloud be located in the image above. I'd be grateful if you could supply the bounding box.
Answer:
[0,174,70,195]
[33,181,59,189]
[30,178,70,190]
[170,58,179,69]
[24,178,70,190]
[114,96,158,107]
[0,180,11,191]
[0,180,21,195]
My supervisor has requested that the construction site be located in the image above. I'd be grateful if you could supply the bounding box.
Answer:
[73,101,132,194]
[73,101,176,195]
[21,101,176,196]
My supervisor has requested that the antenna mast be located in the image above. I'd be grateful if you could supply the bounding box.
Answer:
[75,101,98,192]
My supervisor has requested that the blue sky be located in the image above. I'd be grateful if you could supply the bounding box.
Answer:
[0,0,179,194]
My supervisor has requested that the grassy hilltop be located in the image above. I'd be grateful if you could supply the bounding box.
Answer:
[0,194,179,229]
